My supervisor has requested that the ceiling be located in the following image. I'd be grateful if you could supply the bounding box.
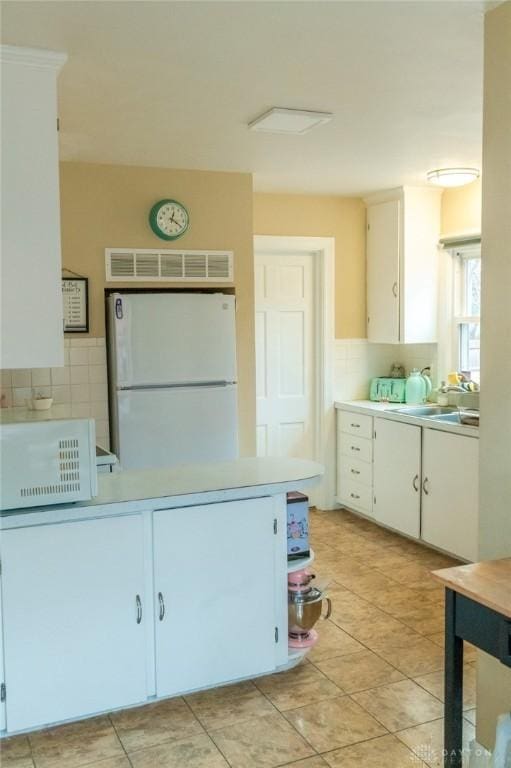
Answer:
[1,1,488,196]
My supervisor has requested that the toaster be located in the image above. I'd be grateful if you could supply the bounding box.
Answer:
[369,377,406,403]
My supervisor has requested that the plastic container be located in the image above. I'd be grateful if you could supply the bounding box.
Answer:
[437,382,449,406]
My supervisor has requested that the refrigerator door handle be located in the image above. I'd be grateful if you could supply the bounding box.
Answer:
[118,381,236,392]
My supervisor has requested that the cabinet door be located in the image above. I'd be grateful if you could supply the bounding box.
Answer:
[0,588,5,732]
[154,498,278,697]
[1,515,147,732]
[373,418,421,537]
[367,200,400,343]
[1,49,65,368]
[422,430,479,561]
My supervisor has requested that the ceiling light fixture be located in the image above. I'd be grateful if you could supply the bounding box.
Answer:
[248,107,333,135]
[426,168,480,188]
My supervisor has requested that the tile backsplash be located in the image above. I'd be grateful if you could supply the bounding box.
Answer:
[0,337,110,449]
[334,339,438,401]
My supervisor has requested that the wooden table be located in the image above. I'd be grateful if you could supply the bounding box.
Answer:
[433,558,511,767]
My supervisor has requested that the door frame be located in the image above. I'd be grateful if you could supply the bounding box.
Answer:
[254,235,335,510]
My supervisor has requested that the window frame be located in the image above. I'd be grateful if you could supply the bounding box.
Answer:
[450,243,481,383]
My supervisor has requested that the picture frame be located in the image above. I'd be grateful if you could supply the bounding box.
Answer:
[62,276,89,333]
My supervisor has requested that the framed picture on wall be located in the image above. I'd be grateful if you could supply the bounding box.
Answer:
[62,277,89,333]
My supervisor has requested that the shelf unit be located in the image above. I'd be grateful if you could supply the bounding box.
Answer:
[287,548,315,573]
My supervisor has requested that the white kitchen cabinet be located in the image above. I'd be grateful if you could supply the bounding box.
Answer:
[365,187,442,344]
[373,417,422,538]
[153,498,278,697]
[366,199,400,343]
[0,589,5,732]
[421,429,479,561]
[1,515,147,732]
[336,410,374,517]
[0,46,66,369]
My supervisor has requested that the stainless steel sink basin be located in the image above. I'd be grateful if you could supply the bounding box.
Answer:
[429,412,462,423]
[391,405,479,427]
[392,406,458,417]
[430,411,479,426]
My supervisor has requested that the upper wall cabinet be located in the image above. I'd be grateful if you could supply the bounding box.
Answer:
[365,187,442,344]
[0,46,67,369]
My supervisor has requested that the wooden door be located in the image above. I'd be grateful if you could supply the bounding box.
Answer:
[255,252,316,462]
[154,498,278,697]
[373,417,421,537]
[367,200,400,343]
[1,515,147,732]
[421,430,479,561]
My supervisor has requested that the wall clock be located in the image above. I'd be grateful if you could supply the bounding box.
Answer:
[149,199,189,241]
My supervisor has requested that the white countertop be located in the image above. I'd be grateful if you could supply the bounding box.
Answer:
[1,457,324,528]
[335,400,479,438]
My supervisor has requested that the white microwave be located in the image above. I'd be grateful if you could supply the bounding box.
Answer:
[0,417,97,511]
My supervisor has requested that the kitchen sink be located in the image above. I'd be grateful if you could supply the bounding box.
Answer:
[430,412,479,426]
[391,405,479,427]
[392,406,458,417]
[429,412,462,423]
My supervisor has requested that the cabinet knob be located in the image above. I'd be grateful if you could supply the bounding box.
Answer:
[392,282,398,298]
[350,423,361,429]
[158,592,165,622]
[413,474,419,492]
[351,468,360,475]
[350,492,360,500]
[423,477,430,495]
[351,446,360,452]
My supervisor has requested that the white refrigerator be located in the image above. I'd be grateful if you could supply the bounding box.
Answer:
[107,292,238,470]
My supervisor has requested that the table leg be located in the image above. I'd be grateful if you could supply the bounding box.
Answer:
[444,588,464,767]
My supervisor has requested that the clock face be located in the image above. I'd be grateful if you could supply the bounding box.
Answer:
[149,199,189,240]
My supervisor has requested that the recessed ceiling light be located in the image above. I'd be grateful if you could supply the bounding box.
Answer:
[426,168,480,187]
[248,107,333,135]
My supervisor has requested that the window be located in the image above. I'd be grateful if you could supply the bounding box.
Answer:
[452,244,481,384]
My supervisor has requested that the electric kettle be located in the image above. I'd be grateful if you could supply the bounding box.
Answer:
[405,368,430,404]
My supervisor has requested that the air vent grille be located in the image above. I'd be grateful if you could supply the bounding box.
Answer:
[20,438,81,498]
[106,249,233,283]
[110,252,135,276]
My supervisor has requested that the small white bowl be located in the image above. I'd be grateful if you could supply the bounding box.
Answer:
[29,398,54,411]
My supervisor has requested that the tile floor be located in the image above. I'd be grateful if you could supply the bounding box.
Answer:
[1,508,477,768]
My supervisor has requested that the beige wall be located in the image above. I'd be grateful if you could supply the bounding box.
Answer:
[59,162,255,454]
[477,0,511,750]
[440,178,482,236]
[253,193,366,339]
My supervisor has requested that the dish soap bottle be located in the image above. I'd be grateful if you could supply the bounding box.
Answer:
[405,369,427,404]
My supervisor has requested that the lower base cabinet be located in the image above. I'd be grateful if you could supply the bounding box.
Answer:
[1,515,147,732]
[0,497,283,734]
[154,498,278,697]
[337,408,479,562]
[421,430,479,561]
